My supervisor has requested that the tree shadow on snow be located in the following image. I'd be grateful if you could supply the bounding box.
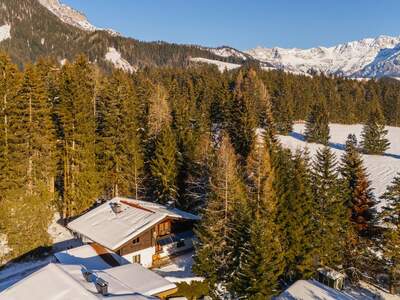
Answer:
[289,131,400,159]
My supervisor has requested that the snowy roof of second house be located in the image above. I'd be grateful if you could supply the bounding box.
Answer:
[54,244,130,270]
[53,244,177,297]
[67,197,200,250]
[0,263,156,300]
[278,279,351,300]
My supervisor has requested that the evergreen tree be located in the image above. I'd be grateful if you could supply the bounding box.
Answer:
[97,71,144,199]
[275,148,316,281]
[227,70,258,160]
[304,101,330,145]
[1,64,56,260]
[380,174,400,291]
[340,134,376,235]
[183,132,213,213]
[193,133,246,292]
[361,100,390,155]
[149,126,178,205]
[230,138,284,298]
[57,56,100,218]
[311,147,348,267]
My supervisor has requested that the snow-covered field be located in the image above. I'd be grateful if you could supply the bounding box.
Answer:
[0,24,11,42]
[279,123,400,211]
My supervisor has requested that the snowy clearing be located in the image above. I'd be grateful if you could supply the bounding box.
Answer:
[0,24,11,42]
[190,57,242,72]
[153,252,204,284]
[279,123,400,211]
[105,47,135,73]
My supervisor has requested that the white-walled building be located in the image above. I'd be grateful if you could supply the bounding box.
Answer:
[67,197,200,268]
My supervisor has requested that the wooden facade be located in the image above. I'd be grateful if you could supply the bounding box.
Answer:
[115,218,193,258]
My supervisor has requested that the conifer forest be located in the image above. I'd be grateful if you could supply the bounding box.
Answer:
[0,52,400,298]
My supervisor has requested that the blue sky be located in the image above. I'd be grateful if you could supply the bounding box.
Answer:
[63,0,400,50]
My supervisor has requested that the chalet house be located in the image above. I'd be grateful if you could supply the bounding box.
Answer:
[67,197,200,268]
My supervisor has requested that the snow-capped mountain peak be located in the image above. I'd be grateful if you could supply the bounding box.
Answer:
[245,35,400,77]
[38,0,119,35]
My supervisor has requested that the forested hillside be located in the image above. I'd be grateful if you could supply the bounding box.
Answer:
[0,53,399,296]
[0,0,246,69]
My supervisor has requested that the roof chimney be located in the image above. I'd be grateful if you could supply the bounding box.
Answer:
[82,268,93,282]
[95,277,109,296]
[110,202,122,214]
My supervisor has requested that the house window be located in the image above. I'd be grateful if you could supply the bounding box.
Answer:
[158,221,171,236]
[132,254,141,264]
[177,239,185,248]
[132,237,140,245]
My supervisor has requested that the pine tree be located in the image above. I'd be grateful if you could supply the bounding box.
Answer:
[304,101,330,145]
[361,100,390,155]
[340,134,376,235]
[97,70,144,199]
[275,148,316,281]
[227,70,258,160]
[149,126,178,205]
[193,133,246,291]
[380,174,400,291]
[0,53,20,199]
[230,138,284,298]
[1,63,56,260]
[183,132,213,213]
[237,218,284,299]
[311,147,348,267]
[57,56,100,218]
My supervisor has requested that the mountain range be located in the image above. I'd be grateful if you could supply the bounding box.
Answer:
[1,0,400,79]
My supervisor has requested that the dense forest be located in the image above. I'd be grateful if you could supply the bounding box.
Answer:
[0,52,399,297]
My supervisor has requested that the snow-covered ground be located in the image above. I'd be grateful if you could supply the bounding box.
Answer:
[105,47,135,73]
[0,24,11,42]
[153,252,204,284]
[190,57,242,72]
[0,213,80,292]
[279,123,400,211]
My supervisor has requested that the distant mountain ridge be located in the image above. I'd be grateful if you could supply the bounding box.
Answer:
[244,35,400,78]
[1,0,399,78]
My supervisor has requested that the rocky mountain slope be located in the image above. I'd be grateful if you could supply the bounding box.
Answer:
[0,0,245,70]
[245,35,400,78]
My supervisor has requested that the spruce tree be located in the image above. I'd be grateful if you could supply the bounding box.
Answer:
[1,64,56,260]
[193,133,246,292]
[311,147,347,267]
[230,138,284,298]
[340,134,376,235]
[380,174,400,291]
[361,100,390,155]
[57,56,100,218]
[227,70,258,160]
[304,101,330,145]
[97,71,144,199]
[149,126,178,205]
[275,148,316,281]
[183,132,213,213]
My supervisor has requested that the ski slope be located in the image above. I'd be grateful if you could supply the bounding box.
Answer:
[279,123,400,211]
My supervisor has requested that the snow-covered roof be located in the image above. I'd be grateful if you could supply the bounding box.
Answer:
[278,279,351,300]
[1,248,177,300]
[0,263,156,300]
[54,244,177,297]
[67,197,200,250]
[54,244,129,270]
